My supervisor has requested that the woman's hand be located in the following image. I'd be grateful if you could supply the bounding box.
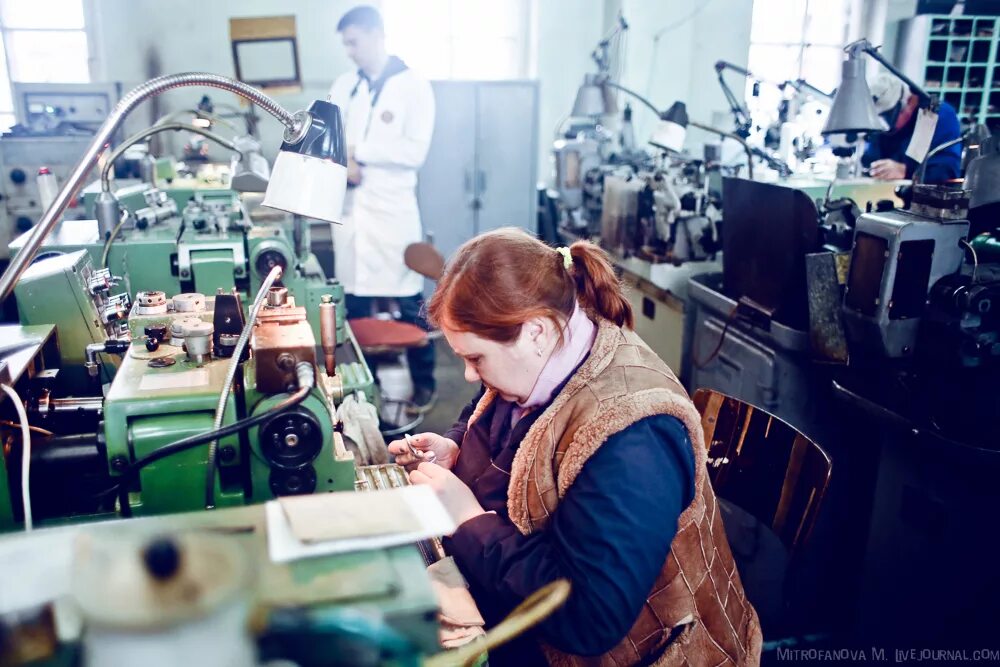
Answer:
[387,432,460,469]
[408,462,486,529]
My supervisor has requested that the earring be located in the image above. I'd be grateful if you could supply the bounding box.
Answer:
[536,349,543,357]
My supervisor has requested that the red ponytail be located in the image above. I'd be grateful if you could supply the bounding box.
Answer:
[428,228,633,343]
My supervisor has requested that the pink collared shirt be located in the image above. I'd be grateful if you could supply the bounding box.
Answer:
[511,304,597,426]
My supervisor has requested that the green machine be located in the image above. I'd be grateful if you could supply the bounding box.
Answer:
[0,249,376,530]
[0,283,442,665]
[15,181,341,343]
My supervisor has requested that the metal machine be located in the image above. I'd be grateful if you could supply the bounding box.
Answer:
[842,185,972,358]
[0,83,123,258]
[0,247,376,529]
[10,182,343,347]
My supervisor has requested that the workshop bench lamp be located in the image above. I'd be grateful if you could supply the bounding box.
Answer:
[823,38,937,137]
[0,72,348,303]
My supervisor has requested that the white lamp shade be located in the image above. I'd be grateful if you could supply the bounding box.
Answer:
[649,120,687,153]
[263,151,346,223]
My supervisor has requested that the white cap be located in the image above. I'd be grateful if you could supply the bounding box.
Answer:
[870,72,905,114]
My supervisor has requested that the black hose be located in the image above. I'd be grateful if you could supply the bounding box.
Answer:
[95,382,311,508]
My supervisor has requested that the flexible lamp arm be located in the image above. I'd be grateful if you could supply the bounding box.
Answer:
[604,81,755,179]
[848,39,935,110]
[785,78,834,101]
[605,81,661,116]
[100,122,241,193]
[0,72,307,302]
[714,61,754,137]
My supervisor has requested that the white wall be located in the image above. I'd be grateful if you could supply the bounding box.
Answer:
[533,0,605,177]
[86,0,364,160]
[83,0,754,181]
[613,0,753,152]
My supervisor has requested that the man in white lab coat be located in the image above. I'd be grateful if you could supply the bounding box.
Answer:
[329,5,437,413]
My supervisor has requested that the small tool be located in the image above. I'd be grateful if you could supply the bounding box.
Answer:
[404,433,436,464]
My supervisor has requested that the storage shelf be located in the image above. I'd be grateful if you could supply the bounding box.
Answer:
[911,14,1000,124]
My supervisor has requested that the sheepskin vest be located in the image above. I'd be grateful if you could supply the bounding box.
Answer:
[465,319,762,666]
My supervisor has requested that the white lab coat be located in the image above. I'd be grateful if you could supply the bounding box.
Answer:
[327,63,435,297]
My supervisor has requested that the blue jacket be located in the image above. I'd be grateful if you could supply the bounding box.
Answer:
[442,387,695,664]
[862,101,962,183]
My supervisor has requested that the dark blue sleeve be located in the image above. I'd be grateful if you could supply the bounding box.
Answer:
[445,414,696,656]
[922,102,962,183]
[442,385,486,446]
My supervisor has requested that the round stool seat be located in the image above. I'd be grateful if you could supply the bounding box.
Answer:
[348,317,428,354]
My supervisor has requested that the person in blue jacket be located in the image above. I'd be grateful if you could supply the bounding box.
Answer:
[862,72,962,183]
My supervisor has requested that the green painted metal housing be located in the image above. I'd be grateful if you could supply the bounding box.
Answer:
[13,250,117,393]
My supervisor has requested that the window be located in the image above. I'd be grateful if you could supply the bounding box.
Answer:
[0,0,91,131]
[746,0,851,132]
[382,0,531,80]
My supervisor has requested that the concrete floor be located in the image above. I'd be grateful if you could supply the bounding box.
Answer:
[310,230,477,436]
[376,339,479,438]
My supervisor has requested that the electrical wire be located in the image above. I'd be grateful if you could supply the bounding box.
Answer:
[960,238,979,285]
[0,420,53,437]
[646,0,715,97]
[205,265,284,509]
[693,305,740,369]
[95,375,312,508]
[101,209,131,268]
[2,384,32,531]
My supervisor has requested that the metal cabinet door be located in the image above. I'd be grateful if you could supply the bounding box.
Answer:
[417,82,478,264]
[474,81,538,235]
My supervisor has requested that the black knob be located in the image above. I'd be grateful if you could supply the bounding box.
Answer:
[145,337,160,352]
[15,216,32,232]
[144,324,168,340]
[9,168,26,185]
[143,537,181,581]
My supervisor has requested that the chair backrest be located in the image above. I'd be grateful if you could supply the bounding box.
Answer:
[404,242,445,280]
[693,388,832,557]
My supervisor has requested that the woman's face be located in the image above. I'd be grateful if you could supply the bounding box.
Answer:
[442,318,555,403]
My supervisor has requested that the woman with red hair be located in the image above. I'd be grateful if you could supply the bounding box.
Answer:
[389,228,760,666]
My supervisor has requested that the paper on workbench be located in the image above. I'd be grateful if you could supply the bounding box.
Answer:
[266,485,455,563]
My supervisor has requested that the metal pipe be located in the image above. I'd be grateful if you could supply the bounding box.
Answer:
[153,108,242,134]
[101,122,240,193]
[32,441,102,465]
[46,397,104,414]
[319,294,338,376]
[914,134,966,185]
[0,72,302,303]
[689,120,756,180]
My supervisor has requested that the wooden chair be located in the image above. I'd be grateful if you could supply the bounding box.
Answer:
[693,388,832,637]
[693,388,832,557]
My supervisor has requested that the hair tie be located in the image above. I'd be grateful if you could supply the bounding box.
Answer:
[556,246,573,270]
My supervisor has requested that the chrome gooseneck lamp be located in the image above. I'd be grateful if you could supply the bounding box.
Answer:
[0,72,348,303]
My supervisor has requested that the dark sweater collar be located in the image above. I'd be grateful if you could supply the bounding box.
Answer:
[350,55,409,104]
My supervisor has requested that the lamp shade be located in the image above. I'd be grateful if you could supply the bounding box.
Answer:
[649,101,688,153]
[822,56,883,135]
[263,99,347,223]
[572,74,616,117]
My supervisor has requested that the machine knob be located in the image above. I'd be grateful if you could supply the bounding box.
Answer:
[9,168,26,185]
[143,537,181,581]
[144,324,169,340]
[15,216,33,232]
